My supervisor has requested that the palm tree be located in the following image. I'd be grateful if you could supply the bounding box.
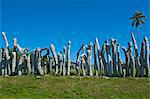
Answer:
[130,11,145,48]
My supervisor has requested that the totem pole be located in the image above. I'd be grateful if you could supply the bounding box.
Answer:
[110,38,117,76]
[105,41,112,77]
[86,42,93,76]
[94,38,99,76]
[2,32,11,76]
[140,41,145,76]
[76,44,85,75]
[13,37,31,76]
[58,52,63,75]
[81,55,86,76]
[63,46,67,76]
[100,44,107,76]
[117,44,123,77]
[67,40,71,75]
[122,46,130,77]
[50,44,58,75]
[144,37,150,77]
[131,33,141,76]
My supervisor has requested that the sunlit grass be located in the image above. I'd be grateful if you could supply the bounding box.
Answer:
[0,76,149,98]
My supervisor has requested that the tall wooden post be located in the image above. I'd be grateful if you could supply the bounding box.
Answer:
[144,37,150,77]
[36,48,44,76]
[81,56,86,76]
[94,42,98,76]
[110,38,117,76]
[12,52,16,75]
[117,44,123,77]
[140,41,145,76]
[67,40,71,75]
[58,52,63,75]
[63,46,67,76]
[50,44,58,75]
[105,41,112,77]
[100,44,107,76]
[122,46,130,77]
[131,33,141,77]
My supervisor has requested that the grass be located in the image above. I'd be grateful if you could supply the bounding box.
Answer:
[0,76,150,99]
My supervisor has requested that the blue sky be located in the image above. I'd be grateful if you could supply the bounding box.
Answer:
[0,0,149,61]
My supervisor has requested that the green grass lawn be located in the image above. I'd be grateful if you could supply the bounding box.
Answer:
[0,76,150,99]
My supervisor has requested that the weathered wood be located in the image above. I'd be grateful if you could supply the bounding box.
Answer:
[63,46,67,76]
[27,54,31,75]
[94,42,98,76]
[144,37,150,77]
[2,32,11,76]
[67,40,71,75]
[117,44,123,77]
[127,42,136,77]
[50,44,58,75]
[76,44,85,75]
[2,32,9,48]
[36,48,44,76]
[127,42,132,76]
[95,38,104,76]
[81,56,86,76]
[122,46,130,77]
[105,41,112,77]
[0,49,2,75]
[12,52,16,74]
[131,32,141,77]
[58,52,63,75]
[31,50,36,75]
[140,41,145,76]
[110,38,117,76]
[100,44,107,76]
[88,42,93,76]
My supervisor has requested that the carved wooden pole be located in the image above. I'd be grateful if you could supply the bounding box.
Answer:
[58,52,63,75]
[12,52,16,75]
[2,32,9,48]
[105,41,112,77]
[17,55,23,76]
[50,44,58,75]
[131,32,141,77]
[63,46,67,76]
[31,49,36,75]
[4,48,10,76]
[67,40,71,75]
[2,32,11,76]
[117,44,123,77]
[140,41,145,76]
[76,44,85,75]
[94,42,98,76]
[144,37,150,77]
[130,53,136,77]
[122,46,130,77]
[95,38,103,76]
[0,49,2,75]
[127,42,132,76]
[27,54,31,75]
[100,44,107,76]
[99,55,104,77]
[36,48,44,76]
[81,56,86,76]
[110,38,117,76]
[49,57,53,75]
[127,42,136,77]
[87,42,93,76]
[1,49,5,76]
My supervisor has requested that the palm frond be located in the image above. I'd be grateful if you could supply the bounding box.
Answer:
[140,20,144,24]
